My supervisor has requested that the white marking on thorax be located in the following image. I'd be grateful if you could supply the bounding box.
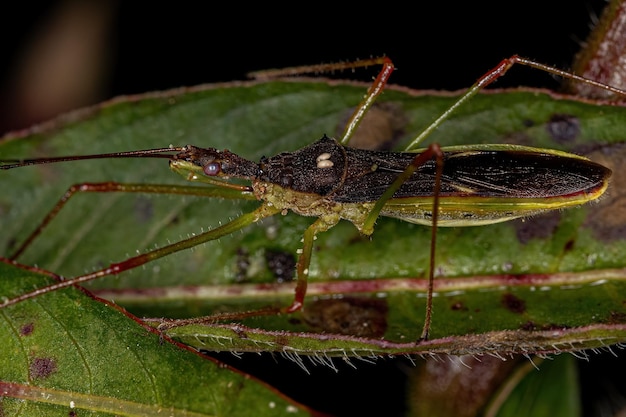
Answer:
[316,152,334,168]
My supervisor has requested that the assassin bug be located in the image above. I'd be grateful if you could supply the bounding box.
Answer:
[0,56,620,341]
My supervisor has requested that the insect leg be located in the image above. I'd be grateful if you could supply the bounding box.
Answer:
[338,57,395,145]
[248,56,396,147]
[153,216,338,330]
[404,55,626,151]
[248,56,393,83]
[147,215,338,331]
[0,204,280,309]
[9,182,256,261]
[284,216,338,313]
[359,144,444,341]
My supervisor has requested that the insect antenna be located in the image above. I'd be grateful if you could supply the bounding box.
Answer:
[0,147,185,169]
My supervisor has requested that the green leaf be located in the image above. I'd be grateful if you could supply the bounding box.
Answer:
[1,79,625,358]
[493,356,581,417]
[0,259,313,416]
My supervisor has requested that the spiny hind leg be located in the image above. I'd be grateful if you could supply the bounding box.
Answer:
[1,204,279,309]
[155,214,338,330]
[8,182,254,261]
[404,55,626,151]
[357,143,444,341]
[283,216,338,313]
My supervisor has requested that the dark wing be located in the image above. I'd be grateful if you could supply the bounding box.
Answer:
[332,147,610,203]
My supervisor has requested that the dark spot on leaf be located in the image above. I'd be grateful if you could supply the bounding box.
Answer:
[520,321,536,331]
[608,311,626,324]
[235,248,250,283]
[546,113,580,144]
[30,357,57,379]
[134,196,154,223]
[288,317,302,325]
[20,323,34,336]
[514,211,561,244]
[450,301,467,311]
[6,236,17,252]
[520,321,564,331]
[303,297,388,337]
[563,239,575,252]
[501,293,526,314]
[336,102,408,150]
[69,411,77,417]
[265,249,295,283]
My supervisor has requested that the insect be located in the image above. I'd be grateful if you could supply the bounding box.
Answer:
[0,56,622,342]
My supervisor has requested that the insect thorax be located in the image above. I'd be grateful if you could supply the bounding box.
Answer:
[252,136,380,233]
[253,180,376,234]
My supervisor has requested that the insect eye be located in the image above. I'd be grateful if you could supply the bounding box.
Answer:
[204,162,221,176]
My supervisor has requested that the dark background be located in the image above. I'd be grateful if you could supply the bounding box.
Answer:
[2,1,611,134]
[4,1,624,416]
